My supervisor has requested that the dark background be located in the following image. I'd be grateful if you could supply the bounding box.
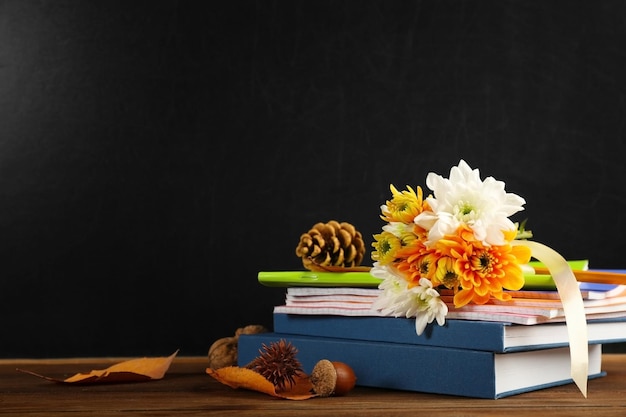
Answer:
[1,0,626,358]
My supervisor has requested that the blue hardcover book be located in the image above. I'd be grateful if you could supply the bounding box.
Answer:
[272,313,626,352]
[237,333,605,399]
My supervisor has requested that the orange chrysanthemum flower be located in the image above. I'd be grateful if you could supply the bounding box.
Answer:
[434,226,532,308]
[395,240,438,287]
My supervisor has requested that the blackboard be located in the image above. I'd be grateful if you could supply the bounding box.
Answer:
[1,1,626,357]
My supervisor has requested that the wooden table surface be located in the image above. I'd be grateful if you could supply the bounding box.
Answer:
[1,354,625,416]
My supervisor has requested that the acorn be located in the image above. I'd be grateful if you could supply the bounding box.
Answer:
[309,359,356,397]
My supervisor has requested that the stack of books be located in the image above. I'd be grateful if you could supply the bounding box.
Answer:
[237,268,626,399]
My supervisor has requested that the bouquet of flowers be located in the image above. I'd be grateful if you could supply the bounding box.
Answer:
[371,160,534,335]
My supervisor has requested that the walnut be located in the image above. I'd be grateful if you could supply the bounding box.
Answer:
[208,337,238,369]
[208,324,268,369]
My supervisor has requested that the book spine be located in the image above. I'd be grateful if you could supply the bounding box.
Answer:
[273,313,508,352]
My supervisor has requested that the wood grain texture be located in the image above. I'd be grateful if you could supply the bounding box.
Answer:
[1,355,625,416]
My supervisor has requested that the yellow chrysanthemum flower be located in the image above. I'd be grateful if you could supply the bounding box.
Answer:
[371,231,402,265]
[431,256,460,289]
[380,185,428,224]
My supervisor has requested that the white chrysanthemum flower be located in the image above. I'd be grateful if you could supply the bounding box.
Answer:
[371,263,409,313]
[372,264,448,336]
[414,159,526,246]
[407,278,448,336]
[382,221,414,238]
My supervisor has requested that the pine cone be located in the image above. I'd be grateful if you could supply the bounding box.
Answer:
[295,221,365,271]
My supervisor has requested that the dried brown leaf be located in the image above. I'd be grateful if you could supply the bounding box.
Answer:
[206,366,316,400]
[17,350,178,384]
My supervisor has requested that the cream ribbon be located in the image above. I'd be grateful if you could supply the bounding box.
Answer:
[512,240,588,397]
